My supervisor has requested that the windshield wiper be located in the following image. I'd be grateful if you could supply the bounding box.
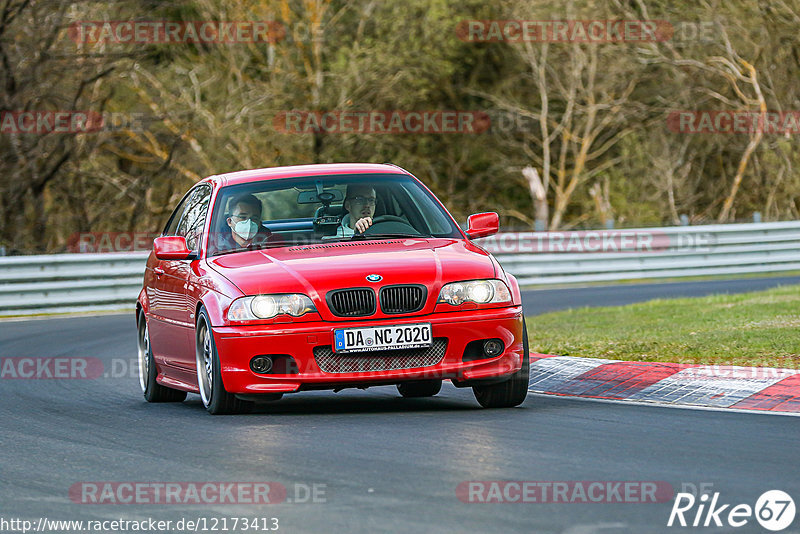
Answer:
[351,233,432,240]
[213,241,296,256]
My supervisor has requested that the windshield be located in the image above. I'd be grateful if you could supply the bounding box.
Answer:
[206,173,462,256]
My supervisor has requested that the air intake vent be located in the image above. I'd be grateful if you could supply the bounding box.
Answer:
[326,288,376,317]
[314,338,448,373]
[379,285,426,314]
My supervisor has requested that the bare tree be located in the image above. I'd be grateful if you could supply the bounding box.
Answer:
[0,0,117,252]
[623,0,771,222]
[473,0,651,229]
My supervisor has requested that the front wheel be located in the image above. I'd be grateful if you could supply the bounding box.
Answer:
[472,319,529,408]
[195,309,253,415]
[137,311,187,403]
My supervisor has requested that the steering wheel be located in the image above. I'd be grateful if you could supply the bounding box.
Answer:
[363,215,420,236]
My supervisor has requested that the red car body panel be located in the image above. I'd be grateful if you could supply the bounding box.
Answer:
[137,163,524,397]
[217,163,408,187]
[206,238,497,318]
[213,307,523,394]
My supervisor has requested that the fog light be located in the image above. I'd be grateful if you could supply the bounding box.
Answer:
[483,339,504,357]
[250,356,273,374]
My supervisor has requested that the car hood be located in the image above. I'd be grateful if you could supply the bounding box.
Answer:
[206,238,496,301]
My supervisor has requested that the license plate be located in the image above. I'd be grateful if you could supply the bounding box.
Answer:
[333,323,432,353]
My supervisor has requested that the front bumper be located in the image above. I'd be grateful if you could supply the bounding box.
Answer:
[212,306,524,394]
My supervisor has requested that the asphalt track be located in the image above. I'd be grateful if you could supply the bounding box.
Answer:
[2,278,800,534]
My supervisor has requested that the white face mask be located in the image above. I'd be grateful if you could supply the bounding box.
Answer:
[233,219,258,240]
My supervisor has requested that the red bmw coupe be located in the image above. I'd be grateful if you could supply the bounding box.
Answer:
[136,163,528,414]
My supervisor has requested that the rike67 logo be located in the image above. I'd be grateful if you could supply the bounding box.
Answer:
[668,489,795,531]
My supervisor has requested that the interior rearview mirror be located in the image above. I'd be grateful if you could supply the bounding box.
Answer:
[297,189,344,204]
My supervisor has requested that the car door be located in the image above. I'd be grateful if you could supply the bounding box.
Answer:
[147,186,210,370]
[171,185,212,371]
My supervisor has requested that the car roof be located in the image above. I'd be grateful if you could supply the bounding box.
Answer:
[204,163,410,187]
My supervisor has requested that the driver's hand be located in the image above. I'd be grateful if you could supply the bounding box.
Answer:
[354,216,373,233]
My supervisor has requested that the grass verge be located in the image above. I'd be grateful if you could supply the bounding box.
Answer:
[526,283,800,368]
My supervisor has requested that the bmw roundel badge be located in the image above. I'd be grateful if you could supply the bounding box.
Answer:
[366,274,382,282]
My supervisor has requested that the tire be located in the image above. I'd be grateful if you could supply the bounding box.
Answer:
[472,318,530,408]
[137,311,187,403]
[195,309,253,415]
[397,379,442,398]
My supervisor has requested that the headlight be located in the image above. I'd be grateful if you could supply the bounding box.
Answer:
[227,294,316,321]
[437,280,511,306]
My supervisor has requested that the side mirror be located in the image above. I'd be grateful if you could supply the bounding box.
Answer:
[466,212,499,239]
[153,236,196,260]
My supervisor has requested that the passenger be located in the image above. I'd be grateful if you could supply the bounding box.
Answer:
[212,193,271,252]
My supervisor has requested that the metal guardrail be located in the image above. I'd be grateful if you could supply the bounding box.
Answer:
[1,221,799,316]
[0,252,149,316]
[475,220,800,285]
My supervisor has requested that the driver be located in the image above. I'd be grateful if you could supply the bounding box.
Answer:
[336,184,376,236]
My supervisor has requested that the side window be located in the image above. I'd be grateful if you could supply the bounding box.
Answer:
[163,192,193,236]
[177,186,212,251]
